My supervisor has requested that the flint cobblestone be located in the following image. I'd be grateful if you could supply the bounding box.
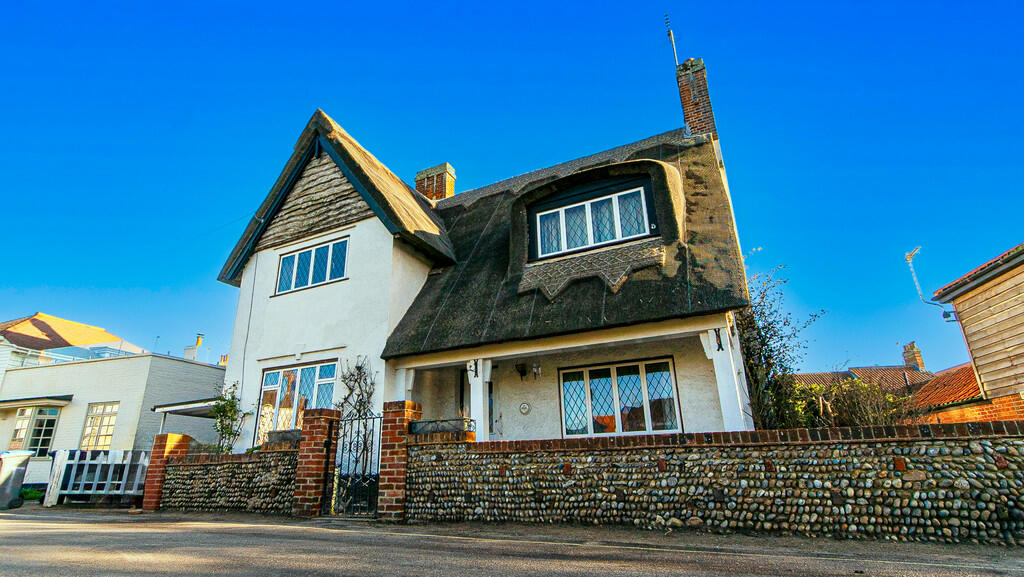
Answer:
[406,436,1024,545]
[160,450,298,514]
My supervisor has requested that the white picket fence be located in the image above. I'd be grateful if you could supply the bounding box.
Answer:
[43,450,150,507]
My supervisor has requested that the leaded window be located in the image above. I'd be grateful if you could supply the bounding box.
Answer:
[254,361,338,445]
[535,187,652,258]
[80,402,119,450]
[559,359,681,437]
[276,238,349,294]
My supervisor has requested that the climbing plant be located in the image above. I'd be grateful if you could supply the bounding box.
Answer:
[210,382,250,453]
[334,356,376,418]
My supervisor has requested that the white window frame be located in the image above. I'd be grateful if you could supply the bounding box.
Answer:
[257,361,339,436]
[535,186,651,258]
[558,358,682,438]
[79,402,119,451]
[9,408,32,450]
[11,407,61,457]
[275,237,349,295]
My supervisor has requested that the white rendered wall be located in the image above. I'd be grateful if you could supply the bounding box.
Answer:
[411,336,724,441]
[0,355,223,484]
[224,218,433,450]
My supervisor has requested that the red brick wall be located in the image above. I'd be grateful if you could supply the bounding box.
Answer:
[378,400,422,521]
[292,409,341,517]
[142,433,193,511]
[924,393,1024,424]
[677,58,717,139]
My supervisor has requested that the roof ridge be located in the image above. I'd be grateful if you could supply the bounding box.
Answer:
[436,128,708,209]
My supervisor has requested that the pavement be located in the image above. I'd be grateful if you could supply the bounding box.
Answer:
[1,504,1023,576]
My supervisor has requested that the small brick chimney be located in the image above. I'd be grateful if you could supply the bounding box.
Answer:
[903,342,925,371]
[415,163,456,201]
[676,58,717,139]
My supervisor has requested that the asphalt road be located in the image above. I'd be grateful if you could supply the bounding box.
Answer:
[2,506,1022,576]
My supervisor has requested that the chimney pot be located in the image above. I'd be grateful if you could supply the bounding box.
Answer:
[415,163,456,201]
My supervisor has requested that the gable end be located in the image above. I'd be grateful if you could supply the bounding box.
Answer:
[255,152,374,251]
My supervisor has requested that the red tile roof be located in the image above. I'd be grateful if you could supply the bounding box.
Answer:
[0,312,126,351]
[912,363,981,410]
[849,366,933,393]
[793,366,933,394]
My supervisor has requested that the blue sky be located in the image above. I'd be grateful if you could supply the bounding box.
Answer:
[0,1,1020,372]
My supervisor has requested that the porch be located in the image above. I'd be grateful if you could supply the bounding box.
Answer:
[389,315,754,442]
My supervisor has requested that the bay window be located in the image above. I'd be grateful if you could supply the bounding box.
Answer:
[276,238,348,294]
[560,359,681,437]
[255,361,338,445]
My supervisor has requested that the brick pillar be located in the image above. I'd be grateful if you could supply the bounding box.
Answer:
[142,433,193,511]
[292,408,341,517]
[378,400,422,521]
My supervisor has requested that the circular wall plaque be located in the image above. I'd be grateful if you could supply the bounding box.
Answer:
[519,402,531,415]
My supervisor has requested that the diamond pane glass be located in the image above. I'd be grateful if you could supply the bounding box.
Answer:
[255,389,277,445]
[590,198,615,243]
[298,367,316,408]
[311,246,329,284]
[277,370,298,430]
[645,362,678,430]
[564,205,588,249]
[330,241,347,280]
[315,382,334,409]
[589,368,616,433]
[277,255,295,292]
[618,191,646,237]
[318,363,336,380]
[616,365,647,432]
[262,371,280,390]
[562,371,587,435]
[293,251,312,288]
[539,212,562,255]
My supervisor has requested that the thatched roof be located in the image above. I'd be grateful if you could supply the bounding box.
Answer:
[218,110,455,286]
[383,129,749,358]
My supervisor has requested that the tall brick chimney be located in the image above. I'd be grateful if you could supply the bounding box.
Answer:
[415,163,456,201]
[903,342,925,371]
[676,58,717,139]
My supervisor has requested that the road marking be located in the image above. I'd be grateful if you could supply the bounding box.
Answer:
[0,512,1008,572]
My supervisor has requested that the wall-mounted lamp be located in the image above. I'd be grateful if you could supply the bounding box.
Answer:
[514,362,528,380]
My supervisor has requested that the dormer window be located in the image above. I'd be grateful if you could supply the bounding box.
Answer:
[530,181,656,260]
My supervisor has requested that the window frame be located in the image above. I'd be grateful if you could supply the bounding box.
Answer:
[274,236,350,295]
[253,360,339,445]
[533,186,653,260]
[9,408,32,450]
[557,357,682,438]
[79,401,119,451]
[10,407,61,457]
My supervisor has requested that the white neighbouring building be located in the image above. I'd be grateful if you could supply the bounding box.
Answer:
[219,60,755,451]
[0,314,225,485]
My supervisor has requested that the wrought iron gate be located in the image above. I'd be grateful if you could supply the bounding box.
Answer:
[326,412,382,517]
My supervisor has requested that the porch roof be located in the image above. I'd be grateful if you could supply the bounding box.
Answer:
[0,394,73,410]
[152,397,219,418]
